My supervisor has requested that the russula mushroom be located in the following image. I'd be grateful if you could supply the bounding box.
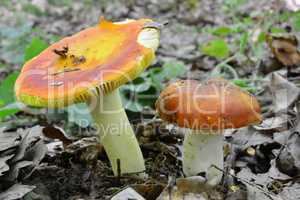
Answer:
[15,18,160,176]
[155,78,262,185]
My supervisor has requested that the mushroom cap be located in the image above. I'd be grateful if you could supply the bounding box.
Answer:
[15,18,160,108]
[155,78,262,131]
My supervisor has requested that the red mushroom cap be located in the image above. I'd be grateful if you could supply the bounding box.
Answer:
[155,78,262,131]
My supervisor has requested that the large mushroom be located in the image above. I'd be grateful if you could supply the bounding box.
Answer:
[156,78,262,185]
[15,18,160,176]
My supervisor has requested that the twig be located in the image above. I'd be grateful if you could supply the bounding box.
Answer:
[156,49,203,62]
[211,54,239,79]
[117,158,121,184]
[212,165,283,200]
[215,55,238,68]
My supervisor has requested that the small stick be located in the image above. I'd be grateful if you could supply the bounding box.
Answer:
[117,158,121,183]
[212,165,282,200]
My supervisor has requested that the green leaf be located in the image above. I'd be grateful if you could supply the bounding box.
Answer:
[293,15,300,31]
[22,3,44,16]
[278,11,291,22]
[224,0,246,9]
[24,37,48,62]
[122,82,152,93]
[48,0,73,6]
[149,68,165,90]
[162,61,187,80]
[0,72,19,105]
[123,99,144,112]
[242,17,254,25]
[212,26,233,36]
[239,32,249,53]
[120,90,144,112]
[232,79,249,88]
[201,39,230,59]
[131,77,152,92]
[0,100,5,108]
[232,79,257,93]
[252,43,265,60]
[270,27,286,34]
[121,61,187,113]
[257,32,266,43]
[67,103,93,128]
[148,61,187,90]
[0,103,20,120]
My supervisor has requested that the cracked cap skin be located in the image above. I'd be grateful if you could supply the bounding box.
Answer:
[155,78,262,132]
[15,18,160,108]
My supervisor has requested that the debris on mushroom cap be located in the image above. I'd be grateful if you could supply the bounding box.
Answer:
[155,78,262,131]
[15,18,160,108]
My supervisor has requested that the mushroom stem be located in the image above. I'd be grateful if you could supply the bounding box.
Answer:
[182,128,223,186]
[89,89,145,176]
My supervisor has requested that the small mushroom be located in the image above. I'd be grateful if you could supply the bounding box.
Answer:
[15,18,161,176]
[155,78,262,186]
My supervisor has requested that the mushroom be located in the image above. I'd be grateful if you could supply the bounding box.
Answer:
[15,18,160,176]
[155,78,262,185]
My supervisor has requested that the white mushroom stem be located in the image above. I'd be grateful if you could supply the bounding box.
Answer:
[89,89,145,176]
[182,128,223,186]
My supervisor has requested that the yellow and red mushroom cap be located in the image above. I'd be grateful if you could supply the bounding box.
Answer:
[155,79,262,131]
[15,18,160,108]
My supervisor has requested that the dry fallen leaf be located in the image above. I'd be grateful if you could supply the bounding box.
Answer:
[156,176,222,200]
[0,131,21,152]
[11,126,45,163]
[0,184,35,200]
[229,127,273,147]
[266,33,300,66]
[237,165,286,200]
[279,182,300,200]
[270,72,300,112]
[157,186,208,200]
[0,126,47,185]
[4,161,34,181]
[42,125,73,147]
[254,114,290,133]
[65,137,103,163]
[111,187,145,200]
[133,183,165,200]
[0,155,14,176]
[276,132,300,177]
